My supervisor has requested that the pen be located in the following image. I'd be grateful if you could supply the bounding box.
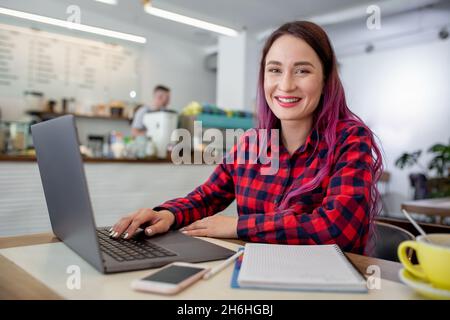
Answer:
[203,249,244,280]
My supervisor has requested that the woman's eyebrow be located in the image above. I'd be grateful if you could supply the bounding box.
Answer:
[266,60,282,66]
[294,61,315,68]
[266,60,315,68]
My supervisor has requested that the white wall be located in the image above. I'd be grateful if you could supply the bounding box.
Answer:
[244,33,262,113]
[335,16,450,213]
[216,31,261,112]
[0,0,216,121]
[216,32,247,110]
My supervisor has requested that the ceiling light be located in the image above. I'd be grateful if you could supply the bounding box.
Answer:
[95,0,118,5]
[143,3,239,37]
[95,0,117,6]
[0,7,146,43]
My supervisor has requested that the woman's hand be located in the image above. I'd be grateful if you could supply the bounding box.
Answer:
[110,209,175,239]
[180,215,238,238]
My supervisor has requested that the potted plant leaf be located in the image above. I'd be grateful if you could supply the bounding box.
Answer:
[395,141,450,199]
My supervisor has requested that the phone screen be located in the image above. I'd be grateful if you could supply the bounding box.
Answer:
[142,265,205,284]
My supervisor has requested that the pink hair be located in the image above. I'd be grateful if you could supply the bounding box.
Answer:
[256,21,383,250]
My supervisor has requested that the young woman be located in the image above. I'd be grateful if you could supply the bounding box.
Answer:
[110,21,382,254]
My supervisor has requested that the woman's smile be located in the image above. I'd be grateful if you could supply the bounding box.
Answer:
[274,95,303,108]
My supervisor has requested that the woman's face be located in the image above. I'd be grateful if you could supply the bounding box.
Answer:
[264,35,324,123]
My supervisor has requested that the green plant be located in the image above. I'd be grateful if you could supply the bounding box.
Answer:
[428,143,450,177]
[395,142,450,178]
[395,141,450,198]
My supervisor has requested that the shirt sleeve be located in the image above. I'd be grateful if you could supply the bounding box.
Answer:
[131,106,147,130]
[236,125,374,253]
[153,150,236,229]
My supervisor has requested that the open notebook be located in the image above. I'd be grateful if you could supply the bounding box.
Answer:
[237,243,368,293]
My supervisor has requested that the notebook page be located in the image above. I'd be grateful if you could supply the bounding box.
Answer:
[238,243,363,285]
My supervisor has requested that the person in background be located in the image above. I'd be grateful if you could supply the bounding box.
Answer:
[131,85,171,137]
[111,21,383,255]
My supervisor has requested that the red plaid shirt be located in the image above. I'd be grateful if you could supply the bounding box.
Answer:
[155,120,374,254]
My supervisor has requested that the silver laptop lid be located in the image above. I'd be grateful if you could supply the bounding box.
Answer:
[31,115,104,272]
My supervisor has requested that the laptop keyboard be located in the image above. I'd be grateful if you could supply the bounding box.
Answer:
[97,228,177,262]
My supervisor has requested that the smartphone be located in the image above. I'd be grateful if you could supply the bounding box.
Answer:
[131,262,210,295]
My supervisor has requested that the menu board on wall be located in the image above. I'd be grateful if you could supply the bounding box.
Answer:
[0,23,140,104]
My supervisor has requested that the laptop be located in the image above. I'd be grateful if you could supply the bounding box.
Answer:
[31,115,235,274]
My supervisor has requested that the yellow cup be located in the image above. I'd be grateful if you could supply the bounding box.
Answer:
[398,234,450,290]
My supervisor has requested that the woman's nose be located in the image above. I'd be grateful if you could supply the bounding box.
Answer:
[278,73,296,92]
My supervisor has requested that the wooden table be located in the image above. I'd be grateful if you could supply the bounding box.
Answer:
[401,197,450,223]
[0,232,405,300]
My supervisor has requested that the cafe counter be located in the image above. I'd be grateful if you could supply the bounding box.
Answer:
[0,154,236,237]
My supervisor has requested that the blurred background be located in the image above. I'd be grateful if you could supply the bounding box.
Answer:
[0,0,449,237]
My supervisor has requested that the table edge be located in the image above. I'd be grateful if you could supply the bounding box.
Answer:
[0,232,404,300]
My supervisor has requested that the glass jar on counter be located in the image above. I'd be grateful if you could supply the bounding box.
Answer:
[145,137,157,158]
[109,131,125,159]
[134,136,147,159]
[0,121,30,154]
[87,135,104,158]
[123,136,137,159]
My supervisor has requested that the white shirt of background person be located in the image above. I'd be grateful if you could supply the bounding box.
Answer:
[131,85,171,137]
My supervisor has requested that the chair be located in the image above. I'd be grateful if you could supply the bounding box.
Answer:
[368,221,415,262]
[409,173,428,200]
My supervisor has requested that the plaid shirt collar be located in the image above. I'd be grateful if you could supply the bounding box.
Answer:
[277,127,320,158]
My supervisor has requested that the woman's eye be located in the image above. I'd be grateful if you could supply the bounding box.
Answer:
[267,68,281,73]
[295,69,310,74]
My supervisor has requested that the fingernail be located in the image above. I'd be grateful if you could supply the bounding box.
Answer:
[146,228,152,235]
[123,233,128,239]
[182,231,188,234]
[179,228,185,231]
[109,230,115,236]
[113,231,118,238]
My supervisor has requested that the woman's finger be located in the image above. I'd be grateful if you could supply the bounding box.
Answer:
[111,209,144,238]
[120,209,155,239]
[121,219,142,239]
[144,218,169,237]
[111,216,133,237]
[110,210,138,234]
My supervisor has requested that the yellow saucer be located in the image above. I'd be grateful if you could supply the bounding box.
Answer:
[399,268,450,300]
